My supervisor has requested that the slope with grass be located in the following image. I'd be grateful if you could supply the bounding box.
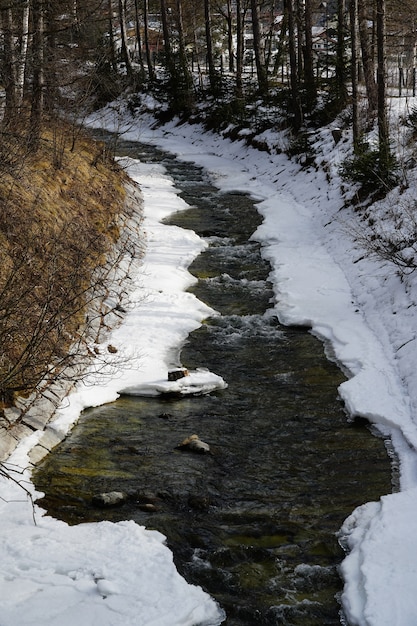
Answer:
[0,124,144,459]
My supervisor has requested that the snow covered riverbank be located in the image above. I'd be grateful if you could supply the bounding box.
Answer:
[1,95,417,625]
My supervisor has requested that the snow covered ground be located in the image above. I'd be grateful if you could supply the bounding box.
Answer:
[2,94,417,625]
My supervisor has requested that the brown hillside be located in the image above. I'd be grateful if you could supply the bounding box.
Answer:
[0,126,129,409]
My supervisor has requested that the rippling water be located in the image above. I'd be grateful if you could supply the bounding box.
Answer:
[34,137,392,625]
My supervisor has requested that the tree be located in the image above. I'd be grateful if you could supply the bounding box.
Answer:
[376,0,390,166]
[286,0,303,129]
[0,0,17,125]
[358,0,377,112]
[251,0,268,95]
[16,0,30,111]
[29,0,45,152]
[350,0,360,149]
[118,0,134,79]
[175,0,194,104]
[235,0,245,98]
[303,0,317,110]
[334,0,348,109]
[204,0,218,93]
[133,0,146,79]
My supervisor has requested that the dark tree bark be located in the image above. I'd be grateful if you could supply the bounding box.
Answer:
[118,0,134,79]
[335,0,348,108]
[143,0,156,81]
[376,0,390,164]
[204,0,218,92]
[286,0,303,129]
[250,0,268,95]
[226,0,234,73]
[358,0,377,111]
[107,0,117,71]
[0,2,17,125]
[29,0,44,151]
[235,0,245,98]
[350,0,360,150]
[175,0,194,103]
[133,0,145,78]
[44,0,59,113]
[303,0,316,109]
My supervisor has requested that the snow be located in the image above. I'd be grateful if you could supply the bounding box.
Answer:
[2,92,417,625]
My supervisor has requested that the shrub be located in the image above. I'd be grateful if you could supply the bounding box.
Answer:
[340,142,400,195]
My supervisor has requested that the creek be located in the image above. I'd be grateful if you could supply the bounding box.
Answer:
[34,137,393,625]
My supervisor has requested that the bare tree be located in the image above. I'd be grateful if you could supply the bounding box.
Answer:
[251,0,268,95]
[235,0,245,98]
[142,0,156,81]
[350,0,360,149]
[0,0,17,124]
[29,0,45,151]
[286,0,303,129]
[358,0,377,112]
[204,0,218,92]
[118,0,134,78]
[303,0,316,109]
[16,0,30,111]
[376,0,390,165]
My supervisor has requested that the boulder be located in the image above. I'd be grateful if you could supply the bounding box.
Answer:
[176,434,211,454]
[168,368,189,381]
[92,491,128,507]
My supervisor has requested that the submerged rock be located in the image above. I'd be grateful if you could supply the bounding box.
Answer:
[176,434,211,454]
[92,491,128,507]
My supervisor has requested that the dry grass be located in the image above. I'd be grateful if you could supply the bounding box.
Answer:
[0,122,130,406]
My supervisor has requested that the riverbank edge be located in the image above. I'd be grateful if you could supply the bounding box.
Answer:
[0,180,145,466]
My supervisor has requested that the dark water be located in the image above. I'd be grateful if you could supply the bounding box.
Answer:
[34,137,392,625]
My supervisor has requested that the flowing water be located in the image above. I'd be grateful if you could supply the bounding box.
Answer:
[34,136,393,625]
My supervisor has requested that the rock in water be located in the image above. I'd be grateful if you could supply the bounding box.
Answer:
[92,491,128,507]
[176,434,211,454]
[168,368,189,381]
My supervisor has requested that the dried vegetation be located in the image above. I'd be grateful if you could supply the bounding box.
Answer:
[0,122,131,413]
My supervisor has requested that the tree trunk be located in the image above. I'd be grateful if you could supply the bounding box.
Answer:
[272,10,288,77]
[16,0,30,112]
[143,0,155,81]
[226,0,234,73]
[0,3,17,125]
[133,0,145,78]
[118,0,134,79]
[107,0,117,71]
[250,0,268,95]
[303,0,316,109]
[204,0,217,92]
[358,0,377,112]
[29,0,44,151]
[350,0,360,150]
[160,0,174,78]
[175,0,194,105]
[286,0,303,129]
[335,0,348,107]
[235,0,244,98]
[296,0,303,80]
[376,0,390,164]
[44,0,59,114]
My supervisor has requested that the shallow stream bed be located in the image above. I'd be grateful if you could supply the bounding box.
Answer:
[34,138,393,625]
